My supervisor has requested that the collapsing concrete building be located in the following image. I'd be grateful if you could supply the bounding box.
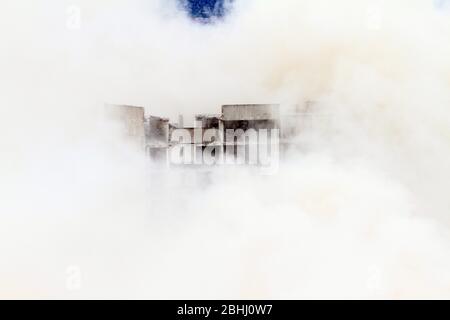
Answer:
[109,103,310,166]
[105,104,146,147]
[146,116,170,161]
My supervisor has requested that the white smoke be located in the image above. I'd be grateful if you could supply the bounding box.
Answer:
[1,0,450,299]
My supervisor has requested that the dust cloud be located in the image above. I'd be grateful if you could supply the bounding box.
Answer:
[0,0,450,299]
